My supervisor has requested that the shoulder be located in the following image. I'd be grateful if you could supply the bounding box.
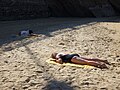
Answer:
[19,30,29,36]
[56,52,65,58]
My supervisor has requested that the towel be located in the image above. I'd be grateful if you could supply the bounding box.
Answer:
[46,58,94,68]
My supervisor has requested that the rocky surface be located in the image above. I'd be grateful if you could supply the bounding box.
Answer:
[0,17,120,90]
[0,0,50,20]
[0,0,120,20]
[110,0,120,12]
[46,0,115,17]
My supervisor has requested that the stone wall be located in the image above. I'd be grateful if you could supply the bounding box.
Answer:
[0,0,119,20]
[46,0,94,17]
[0,0,50,20]
[46,0,116,17]
[110,0,120,13]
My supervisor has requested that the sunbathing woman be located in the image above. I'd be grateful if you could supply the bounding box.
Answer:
[51,52,110,69]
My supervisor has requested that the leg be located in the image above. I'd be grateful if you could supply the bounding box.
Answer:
[80,57,110,65]
[71,57,108,69]
[30,34,39,37]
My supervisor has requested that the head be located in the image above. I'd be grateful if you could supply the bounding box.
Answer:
[29,30,33,34]
[18,32,21,36]
[51,53,58,59]
[51,52,65,59]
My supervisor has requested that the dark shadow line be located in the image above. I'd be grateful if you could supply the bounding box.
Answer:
[0,17,119,50]
[0,21,97,52]
[22,41,74,90]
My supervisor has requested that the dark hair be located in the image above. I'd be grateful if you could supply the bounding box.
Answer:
[29,30,33,34]
[51,53,58,59]
[18,32,21,36]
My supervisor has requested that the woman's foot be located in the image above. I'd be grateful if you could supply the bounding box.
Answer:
[98,63,108,69]
[104,60,110,65]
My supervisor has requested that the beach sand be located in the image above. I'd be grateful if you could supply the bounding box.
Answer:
[0,17,120,90]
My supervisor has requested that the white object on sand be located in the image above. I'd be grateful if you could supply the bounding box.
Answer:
[20,30,30,36]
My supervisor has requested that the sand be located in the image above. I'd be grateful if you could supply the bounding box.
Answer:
[0,17,120,90]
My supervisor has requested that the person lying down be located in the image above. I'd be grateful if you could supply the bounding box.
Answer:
[51,52,110,69]
[18,30,38,37]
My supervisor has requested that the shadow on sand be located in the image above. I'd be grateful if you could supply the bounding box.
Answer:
[15,40,74,90]
[43,80,74,90]
[0,17,119,52]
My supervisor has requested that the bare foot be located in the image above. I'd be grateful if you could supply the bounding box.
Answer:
[104,60,110,65]
[97,63,108,69]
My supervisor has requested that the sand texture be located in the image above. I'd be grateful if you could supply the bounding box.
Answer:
[0,17,120,90]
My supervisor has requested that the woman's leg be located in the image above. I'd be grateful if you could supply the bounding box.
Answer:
[80,57,110,65]
[71,57,108,69]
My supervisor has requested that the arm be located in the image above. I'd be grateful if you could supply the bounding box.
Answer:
[55,58,63,64]
[30,34,39,36]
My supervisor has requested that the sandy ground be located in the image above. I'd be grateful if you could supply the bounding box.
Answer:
[0,17,120,90]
